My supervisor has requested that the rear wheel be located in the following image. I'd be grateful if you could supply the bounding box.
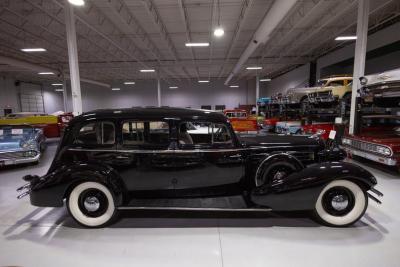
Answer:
[257,161,296,187]
[314,179,367,227]
[67,181,117,228]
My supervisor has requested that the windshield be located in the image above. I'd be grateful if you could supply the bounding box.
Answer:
[0,126,34,140]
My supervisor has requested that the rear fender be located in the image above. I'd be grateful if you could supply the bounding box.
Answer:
[30,162,126,207]
[251,161,377,211]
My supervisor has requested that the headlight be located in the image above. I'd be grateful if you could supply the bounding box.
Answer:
[359,77,368,85]
[21,140,37,149]
[342,138,351,145]
[377,146,392,156]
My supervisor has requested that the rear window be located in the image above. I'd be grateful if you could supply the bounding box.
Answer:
[122,121,169,145]
[74,121,115,145]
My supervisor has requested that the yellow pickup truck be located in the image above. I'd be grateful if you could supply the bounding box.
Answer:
[308,76,353,104]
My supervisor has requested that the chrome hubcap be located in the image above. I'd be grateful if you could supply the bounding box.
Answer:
[331,195,349,211]
[84,196,100,212]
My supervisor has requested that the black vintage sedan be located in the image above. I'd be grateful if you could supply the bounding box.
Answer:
[18,107,382,227]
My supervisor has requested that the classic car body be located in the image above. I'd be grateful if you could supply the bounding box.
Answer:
[18,107,381,228]
[308,76,352,104]
[301,122,335,140]
[275,120,302,134]
[224,109,258,132]
[360,67,400,107]
[284,87,314,105]
[0,112,73,138]
[341,115,400,169]
[261,117,280,132]
[0,125,45,167]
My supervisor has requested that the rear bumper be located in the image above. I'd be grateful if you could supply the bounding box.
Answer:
[341,146,398,166]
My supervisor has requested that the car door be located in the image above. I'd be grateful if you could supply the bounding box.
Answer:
[114,120,176,191]
[171,121,245,192]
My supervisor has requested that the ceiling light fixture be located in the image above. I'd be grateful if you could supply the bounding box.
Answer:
[169,86,178,89]
[246,66,263,70]
[51,83,63,86]
[198,80,210,83]
[229,85,239,88]
[185,43,210,47]
[111,88,121,91]
[38,72,54,75]
[214,28,224,37]
[214,0,224,38]
[21,48,46,52]
[335,36,357,41]
[68,0,85,6]
[260,78,271,82]
[124,81,135,85]
[140,69,155,72]
[55,89,64,92]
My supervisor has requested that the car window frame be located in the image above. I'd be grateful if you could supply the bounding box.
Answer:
[72,120,116,148]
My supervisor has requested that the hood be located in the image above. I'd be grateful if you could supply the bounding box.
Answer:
[238,134,321,148]
[349,130,400,152]
[0,140,22,150]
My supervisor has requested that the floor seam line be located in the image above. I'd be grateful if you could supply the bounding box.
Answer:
[217,226,224,267]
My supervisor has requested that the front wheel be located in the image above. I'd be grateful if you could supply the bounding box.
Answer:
[67,181,117,228]
[314,180,367,227]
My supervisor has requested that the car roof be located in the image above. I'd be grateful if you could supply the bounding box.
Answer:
[72,107,227,124]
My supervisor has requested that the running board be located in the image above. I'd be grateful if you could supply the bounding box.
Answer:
[117,206,272,212]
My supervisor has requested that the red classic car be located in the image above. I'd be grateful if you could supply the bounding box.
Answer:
[341,115,400,170]
[301,122,335,140]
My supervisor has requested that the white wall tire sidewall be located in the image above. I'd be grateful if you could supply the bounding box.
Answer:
[68,182,115,227]
[315,180,366,226]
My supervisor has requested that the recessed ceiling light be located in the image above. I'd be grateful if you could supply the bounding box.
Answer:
[51,83,63,86]
[55,89,64,92]
[246,66,263,70]
[140,69,155,72]
[214,28,225,37]
[111,88,121,91]
[38,72,54,75]
[198,80,210,83]
[185,43,210,47]
[260,78,271,82]
[335,36,357,41]
[229,85,239,88]
[169,86,178,89]
[21,48,46,52]
[68,0,85,6]
[124,81,135,85]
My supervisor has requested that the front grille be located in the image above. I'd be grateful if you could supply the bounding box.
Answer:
[347,139,379,154]
[0,151,25,160]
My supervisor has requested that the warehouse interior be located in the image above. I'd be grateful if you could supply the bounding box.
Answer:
[1,0,400,266]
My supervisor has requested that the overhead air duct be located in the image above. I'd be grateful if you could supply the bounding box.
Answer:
[224,0,298,85]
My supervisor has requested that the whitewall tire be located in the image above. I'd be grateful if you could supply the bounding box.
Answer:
[314,180,367,227]
[67,181,116,228]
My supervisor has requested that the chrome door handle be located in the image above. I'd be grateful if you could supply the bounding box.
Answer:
[229,154,242,158]
[115,155,130,159]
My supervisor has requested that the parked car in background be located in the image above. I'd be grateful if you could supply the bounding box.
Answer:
[261,117,280,132]
[341,115,400,171]
[301,122,335,140]
[360,67,400,107]
[0,125,45,167]
[224,109,258,132]
[308,76,353,104]
[0,112,73,138]
[275,120,302,134]
[19,107,381,228]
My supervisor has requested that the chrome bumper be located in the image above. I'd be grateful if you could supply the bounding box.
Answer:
[0,153,40,166]
[17,183,31,199]
[341,145,397,166]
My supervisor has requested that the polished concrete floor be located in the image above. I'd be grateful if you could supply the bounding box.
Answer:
[0,141,399,267]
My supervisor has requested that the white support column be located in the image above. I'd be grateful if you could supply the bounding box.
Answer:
[256,75,260,116]
[157,76,161,107]
[349,0,369,134]
[62,77,68,112]
[64,1,83,115]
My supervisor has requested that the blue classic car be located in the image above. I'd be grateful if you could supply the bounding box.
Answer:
[0,125,46,167]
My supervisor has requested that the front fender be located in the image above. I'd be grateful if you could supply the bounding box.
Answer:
[251,161,377,211]
[29,162,127,207]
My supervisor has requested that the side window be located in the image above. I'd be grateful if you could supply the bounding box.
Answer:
[122,121,169,145]
[75,121,115,145]
[180,122,233,146]
[329,80,345,86]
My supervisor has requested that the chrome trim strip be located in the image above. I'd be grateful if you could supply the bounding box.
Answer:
[342,138,393,157]
[341,146,397,166]
[117,206,272,212]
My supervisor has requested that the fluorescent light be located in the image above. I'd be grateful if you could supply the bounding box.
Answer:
[111,88,121,91]
[246,66,262,70]
[51,83,63,86]
[55,89,64,92]
[260,78,271,82]
[21,48,46,52]
[335,36,357,41]
[140,69,155,72]
[68,0,85,6]
[38,72,54,75]
[229,85,239,88]
[214,28,225,37]
[185,43,210,47]
[124,81,135,85]
[169,86,178,89]
[198,80,210,83]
